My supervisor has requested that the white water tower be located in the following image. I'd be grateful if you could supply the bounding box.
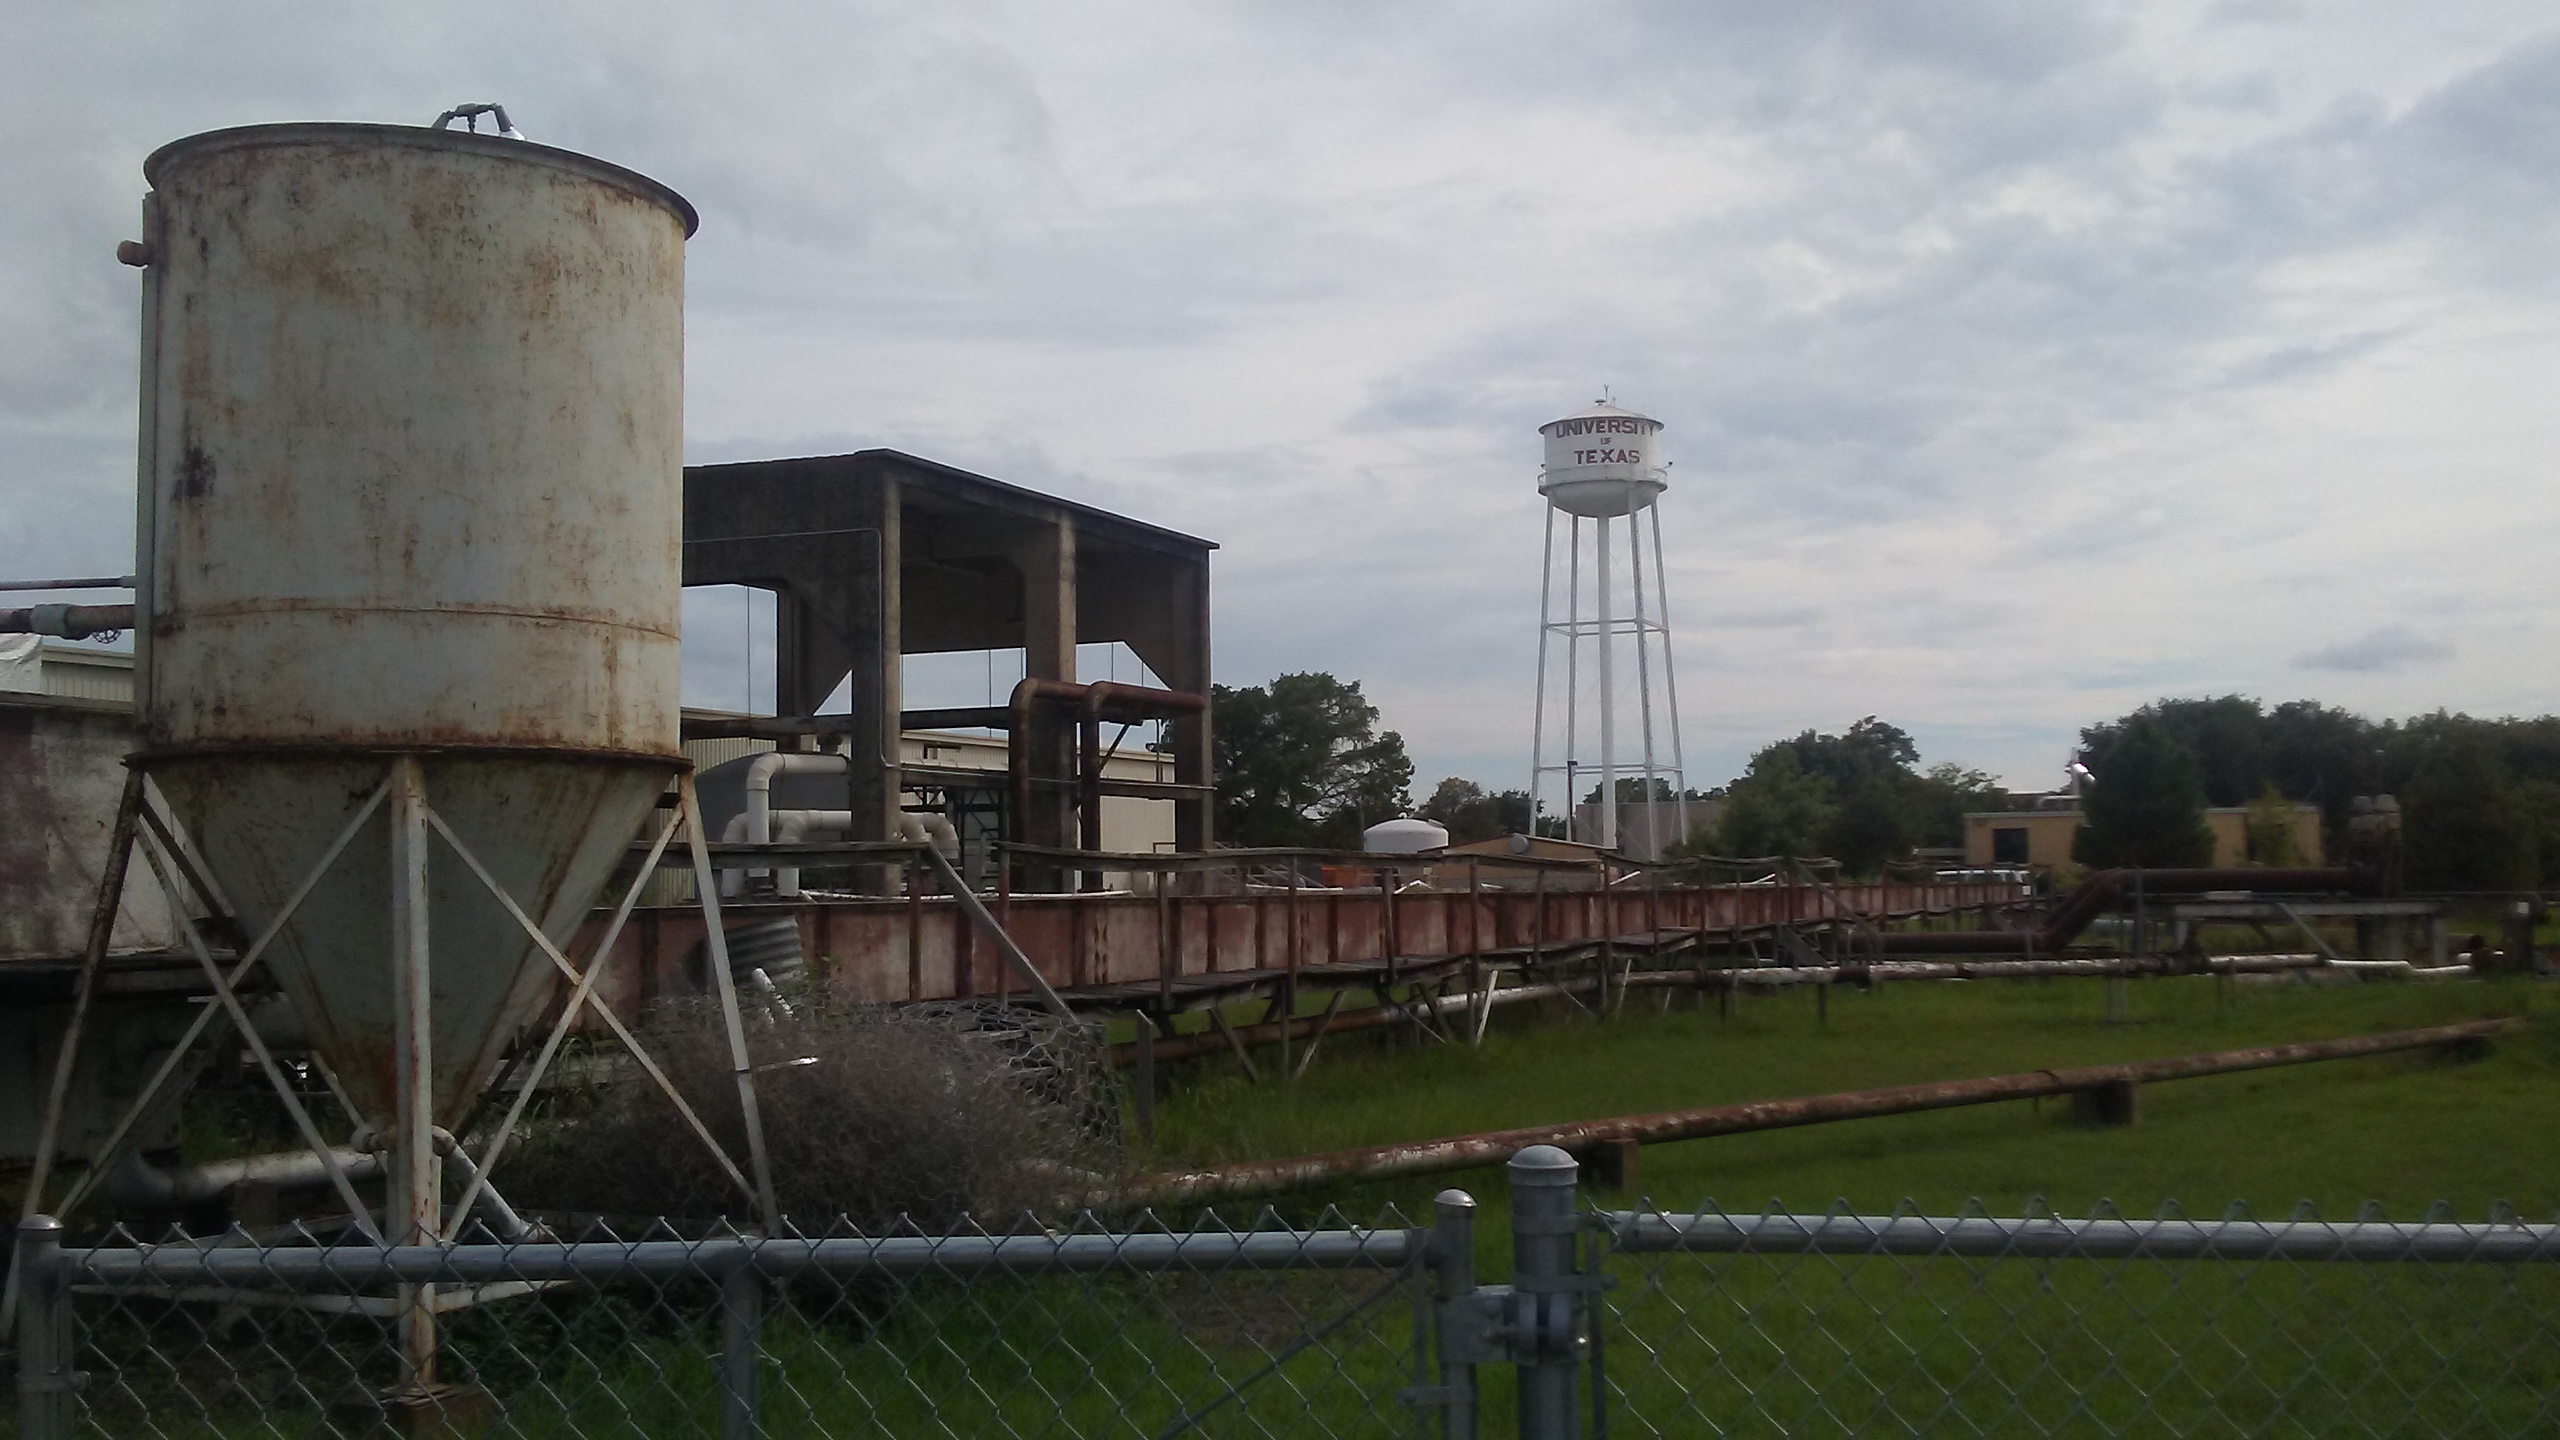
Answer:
[1528,400,1690,855]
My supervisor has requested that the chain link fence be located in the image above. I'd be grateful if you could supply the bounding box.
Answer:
[15,1151,2560,1437]
[14,1210,1428,1439]
[1595,1202,2560,1438]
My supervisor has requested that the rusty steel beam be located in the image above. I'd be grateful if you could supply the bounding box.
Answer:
[1122,1018,2515,1206]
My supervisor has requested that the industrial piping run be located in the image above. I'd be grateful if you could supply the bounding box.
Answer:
[1005,677,1206,887]
[1123,1018,2512,1206]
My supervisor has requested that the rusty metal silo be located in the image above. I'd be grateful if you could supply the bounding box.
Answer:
[127,123,696,1219]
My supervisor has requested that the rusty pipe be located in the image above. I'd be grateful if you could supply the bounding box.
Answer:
[1,602,135,640]
[1008,679,1086,877]
[1080,682,1206,884]
[1122,1018,2514,1206]
[1007,678,1207,890]
[1875,867,2367,956]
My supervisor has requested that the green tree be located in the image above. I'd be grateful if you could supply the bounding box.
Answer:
[1420,777,1533,846]
[2072,720,2214,868]
[2519,779,2560,888]
[2080,696,2269,807]
[1584,776,1678,804]
[1699,717,2002,871]
[2242,782,2301,867]
[2403,732,2533,889]
[1913,761,2006,848]
[2262,699,2381,834]
[1714,748,1838,858]
[1774,717,1919,872]
[1212,673,1413,847]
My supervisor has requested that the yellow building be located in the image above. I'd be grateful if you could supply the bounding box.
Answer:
[1963,803,2324,876]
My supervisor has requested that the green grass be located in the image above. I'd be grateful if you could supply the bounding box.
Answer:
[1117,975,2560,1436]
[40,976,2560,1438]
[1135,974,2557,1223]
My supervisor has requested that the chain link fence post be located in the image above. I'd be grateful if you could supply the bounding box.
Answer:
[720,1253,763,1440]
[1510,1145,1585,1440]
[15,1216,74,1440]
[1427,1188,1481,1440]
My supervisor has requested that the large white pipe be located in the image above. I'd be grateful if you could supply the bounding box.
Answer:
[720,805,854,896]
[771,808,855,896]
[105,1147,381,1209]
[895,811,960,862]
[744,751,852,845]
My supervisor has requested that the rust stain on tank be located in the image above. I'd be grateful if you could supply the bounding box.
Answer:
[176,440,216,499]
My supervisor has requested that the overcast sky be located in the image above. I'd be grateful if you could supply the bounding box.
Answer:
[7,3,2558,802]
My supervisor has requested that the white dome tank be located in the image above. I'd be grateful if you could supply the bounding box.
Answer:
[1538,401,1666,518]
[1363,816,1450,854]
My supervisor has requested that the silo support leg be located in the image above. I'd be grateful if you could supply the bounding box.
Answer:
[679,774,784,1231]
[442,803,687,1235]
[17,774,141,1218]
[422,799,766,1218]
[38,780,391,1223]
[130,824,384,1239]
[3,771,143,1341]
[385,758,441,1386]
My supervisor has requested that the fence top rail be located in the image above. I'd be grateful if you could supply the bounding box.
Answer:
[53,1225,1422,1287]
[1602,1210,2560,1263]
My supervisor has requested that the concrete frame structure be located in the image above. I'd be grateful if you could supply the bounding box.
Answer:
[680,451,1216,876]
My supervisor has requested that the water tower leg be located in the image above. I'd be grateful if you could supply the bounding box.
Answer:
[1649,506,1691,847]
[1563,515,1581,843]
[1628,509,1661,861]
[1596,514,1616,851]
[1529,505,1555,829]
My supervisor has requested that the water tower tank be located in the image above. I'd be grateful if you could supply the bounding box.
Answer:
[1538,402,1666,518]
[132,123,695,1131]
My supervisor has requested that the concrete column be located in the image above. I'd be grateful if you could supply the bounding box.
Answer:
[768,480,898,887]
[874,482,903,846]
[1022,516,1077,685]
[1166,555,1214,853]
[1015,518,1078,865]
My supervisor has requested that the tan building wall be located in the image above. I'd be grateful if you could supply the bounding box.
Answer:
[1962,811,2085,871]
[1964,804,2325,874]
[901,729,1178,856]
[2203,804,2325,868]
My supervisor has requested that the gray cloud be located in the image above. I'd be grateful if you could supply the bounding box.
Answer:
[2293,627,2456,674]
[6,3,2558,798]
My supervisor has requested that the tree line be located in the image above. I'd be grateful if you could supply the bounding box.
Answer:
[1209,672,2560,889]
[2073,697,2560,890]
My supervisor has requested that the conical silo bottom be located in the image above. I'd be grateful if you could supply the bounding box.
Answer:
[148,751,676,1133]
